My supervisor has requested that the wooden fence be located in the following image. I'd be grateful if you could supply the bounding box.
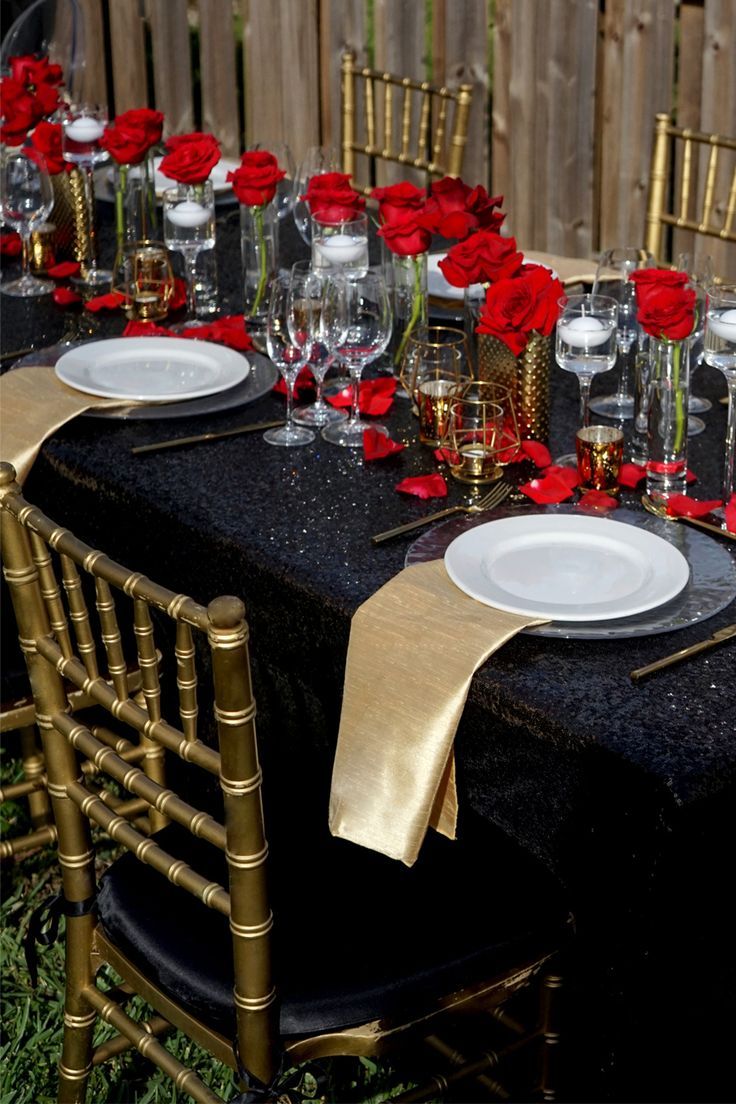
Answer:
[69,0,736,275]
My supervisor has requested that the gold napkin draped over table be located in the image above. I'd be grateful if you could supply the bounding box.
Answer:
[0,364,135,484]
[329,559,548,866]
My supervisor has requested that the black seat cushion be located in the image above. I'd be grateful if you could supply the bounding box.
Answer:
[97,814,572,1040]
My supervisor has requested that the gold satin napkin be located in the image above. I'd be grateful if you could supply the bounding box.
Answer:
[0,364,129,484]
[521,250,598,287]
[329,559,548,865]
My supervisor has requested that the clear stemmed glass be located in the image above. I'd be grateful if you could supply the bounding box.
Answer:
[292,145,339,245]
[555,294,619,464]
[703,283,736,512]
[589,247,653,419]
[321,271,393,448]
[677,252,714,431]
[288,261,346,429]
[0,149,54,297]
[60,103,112,287]
[264,273,316,447]
[162,181,216,327]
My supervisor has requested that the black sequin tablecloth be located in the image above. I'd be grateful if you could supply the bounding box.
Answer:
[2,210,735,1102]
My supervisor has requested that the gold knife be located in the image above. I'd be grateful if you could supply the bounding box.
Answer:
[132,419,285,455]
[630,623,736,681]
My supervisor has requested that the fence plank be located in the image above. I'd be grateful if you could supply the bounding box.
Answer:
[373,0,426,187]
[671,1,705,263]
[198,0,241,157]
[147,0,194,137]
[699,0,736,279]
[433,0,489,189]
[319,0,366,181]
[77,0,107,108]
[491,0,512,211]
[107,0,149,116]
[599,0,675,251]
[504,0,539,246]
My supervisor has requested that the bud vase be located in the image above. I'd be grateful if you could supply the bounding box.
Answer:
[645,335,690,504]
[476,330,551,442]
[112,154,158,249]
[240,203,277,329]
[391,252,428,370]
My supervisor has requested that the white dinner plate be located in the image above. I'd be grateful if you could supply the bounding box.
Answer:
[444,514,690,621]
[55,337,250,402]
[428,254,483,301]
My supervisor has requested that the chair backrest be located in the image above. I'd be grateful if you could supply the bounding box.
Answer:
[644,112,736,264]
[0,462,278,1087]
[340,48,473,195]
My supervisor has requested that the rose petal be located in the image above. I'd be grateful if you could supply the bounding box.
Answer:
[541,464,579,489]
[1,231,21,256]
[577,491,619,512]
[686,468,697,485]
[520,439,552,468]
[619,463,647,489]
[123,320,170,337]
[325,377,396,415]
[363,428,406,460]
[52,286,81,307]
[519,472,576,505]
[395,474,448,500]
[47,260,81,279]
[666,494,722,519]
[724,493,736,535]
[85,291,125,312]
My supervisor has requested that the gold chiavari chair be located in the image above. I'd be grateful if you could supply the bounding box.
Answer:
[0,461,573,1104]
[644,112,736,264]
[341,48,473,196]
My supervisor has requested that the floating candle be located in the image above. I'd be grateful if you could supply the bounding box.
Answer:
[65,117,104,143]
[557,315,613,348]
[709,308,736,341]
[166,201,211,228]
[315,233,368,265]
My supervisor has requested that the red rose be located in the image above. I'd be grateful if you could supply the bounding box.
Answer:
[476,264,565,355]
[302,172,365,220]
[0,79,39,145]
[0,231,21,257]
[159,132,221,185]
[9,55,63,89]
[438,229,523,288]
[33,80,61,117]
[378,210,432,256]
[372,181,426,226]
[27,121,67,174]
[227,150,285,206]
[100,108,164,165]
[633,279,696,340]
[0,56,63,145]
[419,178,505,240]
[630,268,689,291]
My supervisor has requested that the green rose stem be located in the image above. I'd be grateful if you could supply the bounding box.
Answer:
[671,337,685,455]
[114,163,128,247]
[250,205,267,318]
[393,253,424,367]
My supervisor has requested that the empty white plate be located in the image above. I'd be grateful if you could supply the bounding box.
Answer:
[444,514,690,621]
[55,337,249,402]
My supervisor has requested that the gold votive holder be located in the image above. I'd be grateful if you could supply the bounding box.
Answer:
[29,222,57,274]
[576,425,624,495]
[113,240,174,321]
[442,380,519,484]
[417,375,460,447]
[400,325,472,401]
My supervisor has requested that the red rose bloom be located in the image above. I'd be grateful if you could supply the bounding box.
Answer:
[477,264,565,355]
[372,181,426,226]
[0,78,41,145]
[227,150,285,206]
[438,229,523,288]
[26,121,67,174]
[629,268,689,291]
[159,132,221,185]
[633,278,696,340]
[378,210,432,256]
[303,172,365,220]
[9,55,63,89]
[100,108,164,165]
[419,177,505,240]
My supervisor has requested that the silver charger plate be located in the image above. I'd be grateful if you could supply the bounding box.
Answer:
[16,345,278,420]
[405,504,736,640]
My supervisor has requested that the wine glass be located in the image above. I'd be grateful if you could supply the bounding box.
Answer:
[703,283,736,511]
[264,274,315,447]
[162,181,216,327]
[677,252,714,433]
[589,247,653,419]
[288,261,346,429]
[321,271,393,448]
[292,145,339,245]
[0,149,54,297]
[60,102,112,286]
[555,294,619,463]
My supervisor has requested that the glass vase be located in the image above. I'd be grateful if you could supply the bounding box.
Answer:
[645,335,690,504]
[391,251,428,371]
[112,154,158,249]
[463,284,486,376]
[240,202,277,329]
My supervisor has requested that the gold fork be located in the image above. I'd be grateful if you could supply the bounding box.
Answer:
[371,481,513,545]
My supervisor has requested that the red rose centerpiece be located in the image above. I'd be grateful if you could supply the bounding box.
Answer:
[101,108,164,247]
[228,150,286,321]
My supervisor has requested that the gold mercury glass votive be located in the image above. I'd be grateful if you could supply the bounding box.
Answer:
[442,380,520,484]
[29,223,57,273]
[576,425,624,495]
[113,240,174,321]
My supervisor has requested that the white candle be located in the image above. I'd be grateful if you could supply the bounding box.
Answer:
[167,200,211,228]
[709,308,736,341]
[315,233,367,265]
[558,315,612,348]
[65,117,104,143]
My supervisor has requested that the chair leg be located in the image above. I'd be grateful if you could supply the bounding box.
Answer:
[540,971,563,1103]
[58,913,97,1104]
[19,724,52,828]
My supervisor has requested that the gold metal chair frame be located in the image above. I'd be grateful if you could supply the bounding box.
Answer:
[0,461,564,1103]
[341,49,473,195]
[644,112,736,262]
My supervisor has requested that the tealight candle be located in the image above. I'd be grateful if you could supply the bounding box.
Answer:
[65,116,105,143]
[557,315,612,348]
[167,201,211,228]
[315,233,368,265]
[709,308,736,341]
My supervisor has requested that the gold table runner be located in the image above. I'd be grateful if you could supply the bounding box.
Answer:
[329,559,548,865]
[0,364,133,484]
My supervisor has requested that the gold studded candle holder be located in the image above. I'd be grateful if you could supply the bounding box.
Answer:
[476,331,552,442]
[51,168,91,263]
[442,380,520,485]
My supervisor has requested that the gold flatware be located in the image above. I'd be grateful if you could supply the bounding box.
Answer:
[641,494,736,542]
[371,481,512,545]
[0,345,38,364]
[630,623,736,681]
[132,419,285,455]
